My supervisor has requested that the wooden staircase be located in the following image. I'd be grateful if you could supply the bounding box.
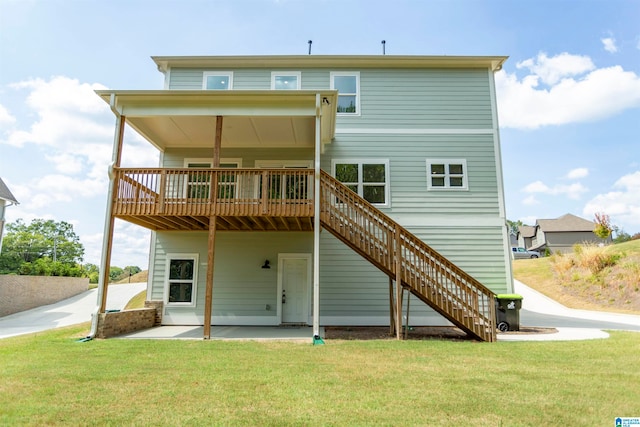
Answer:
[319,170,497,342]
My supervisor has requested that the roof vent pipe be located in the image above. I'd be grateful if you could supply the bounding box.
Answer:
[308,40,312,55]
[381,40,386,55]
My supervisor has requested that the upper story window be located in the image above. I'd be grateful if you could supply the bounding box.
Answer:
[426,159,468,190]
[271,72,301,90]
[330,72,360,115]
[332,159,389,206]
[203,72,233,90]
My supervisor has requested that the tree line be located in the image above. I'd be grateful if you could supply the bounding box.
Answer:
[0,219,140,283]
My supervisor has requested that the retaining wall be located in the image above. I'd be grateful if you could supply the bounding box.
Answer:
[0,275,89,317]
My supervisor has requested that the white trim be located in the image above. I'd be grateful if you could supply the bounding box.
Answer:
[163,68,171,90]
[183,158,243,168]
[330,71,360,116]
[335,128,494,135]
[254,160,312,168]
[277,253,312,325]
[270,71,301,90]
[426,159,469,191]
[331,158,390,208]
[163,253,199,307]
[202,71,234,90]
[388,214,505,228]
[488,68,514,293]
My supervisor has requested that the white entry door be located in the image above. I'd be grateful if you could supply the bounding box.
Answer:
[278,254,311,324]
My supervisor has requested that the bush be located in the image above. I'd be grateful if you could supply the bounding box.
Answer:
[575,243,621,275]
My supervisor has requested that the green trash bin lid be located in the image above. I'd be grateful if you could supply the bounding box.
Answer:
[496,294,523,300]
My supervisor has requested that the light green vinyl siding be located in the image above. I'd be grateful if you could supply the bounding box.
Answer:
[319,224,509,320]
[323,133,500,216]
[151,231,312,322]
[168,67,492,128]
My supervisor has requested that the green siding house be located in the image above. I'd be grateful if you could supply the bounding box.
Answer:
[94,55,512,342]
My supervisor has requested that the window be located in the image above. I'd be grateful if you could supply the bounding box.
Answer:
[330,72,360,115]
[426,159,468,190]
[271,72,301,90]
[203,72,233,90]
[183,159,241,200]
[332,159,389,206]
[255,160,312,200]
[165,254,198,306]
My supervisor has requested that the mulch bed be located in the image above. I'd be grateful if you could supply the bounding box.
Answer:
[324,326,557,341]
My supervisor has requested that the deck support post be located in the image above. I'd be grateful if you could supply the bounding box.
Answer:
[395,227,402,340]
[203,216,217,339]
[389,277,396,336]
[213,116,222,167]
[97,112,126,314]
[404,290,411,339]
[312,94,321,339]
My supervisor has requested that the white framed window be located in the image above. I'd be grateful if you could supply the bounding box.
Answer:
[271,71,301,90]
[330,72,360,115]
[255,160,312,200]
[183,158,241,199]
[203,72,233,90]
[332,159,389,206]
[426,159,468,190]
[165,254,199,306]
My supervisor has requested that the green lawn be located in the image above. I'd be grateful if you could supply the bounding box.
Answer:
[1,324,639,426]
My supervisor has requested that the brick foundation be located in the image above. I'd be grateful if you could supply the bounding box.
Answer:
[96,308,156,338]
[144,300,164,325]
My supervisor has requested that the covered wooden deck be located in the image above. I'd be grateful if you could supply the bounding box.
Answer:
[112,167,315,232]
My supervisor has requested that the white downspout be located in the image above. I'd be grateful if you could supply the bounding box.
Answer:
[313,94,321,340]
[88,94,122,339]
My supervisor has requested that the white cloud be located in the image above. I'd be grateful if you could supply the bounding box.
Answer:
[522,195,539,206]
[516,52,595,85]
[583,171,640,229]
[601,37,618,53]
[523,180,588,200]
[82,221,151,267]
[566,168,589,179]
[0,103,16,125]
[496,52,640,129]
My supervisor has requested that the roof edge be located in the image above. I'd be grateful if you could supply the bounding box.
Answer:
[152,55,508,73]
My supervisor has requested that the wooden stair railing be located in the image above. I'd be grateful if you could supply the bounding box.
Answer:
[319,170,497,342]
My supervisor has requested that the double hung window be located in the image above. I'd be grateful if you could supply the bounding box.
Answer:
[165,254,198,306]
[330,72,360,115]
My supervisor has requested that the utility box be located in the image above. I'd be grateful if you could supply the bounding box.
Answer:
[495,294,523,332]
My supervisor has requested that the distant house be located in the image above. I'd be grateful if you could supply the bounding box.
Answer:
[0,178,19,254]
[516,225,535,249]
[528,213,610,254]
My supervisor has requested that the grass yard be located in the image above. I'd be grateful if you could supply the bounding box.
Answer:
[1,324,639,426]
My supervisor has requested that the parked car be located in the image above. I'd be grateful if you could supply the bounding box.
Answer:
[511,247,540,259]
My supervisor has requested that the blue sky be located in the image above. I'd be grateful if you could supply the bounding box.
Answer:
[1,0,639,268]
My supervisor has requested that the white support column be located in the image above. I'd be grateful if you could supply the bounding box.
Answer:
[89,107,125,338]
[313,94,321,338]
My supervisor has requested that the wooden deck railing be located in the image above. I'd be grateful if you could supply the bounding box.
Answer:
[319,170,496,342]
[113,167,314,218]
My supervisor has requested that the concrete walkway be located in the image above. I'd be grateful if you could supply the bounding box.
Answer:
[0,283,146,339]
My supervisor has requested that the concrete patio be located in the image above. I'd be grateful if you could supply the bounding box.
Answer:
[117,325,323,341]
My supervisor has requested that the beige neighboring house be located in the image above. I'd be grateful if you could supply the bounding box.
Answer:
[528,213,610,254]
[0,178,19,255]
[516,225,535,249]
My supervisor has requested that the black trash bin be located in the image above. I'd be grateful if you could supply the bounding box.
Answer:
[495,294,523,332]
